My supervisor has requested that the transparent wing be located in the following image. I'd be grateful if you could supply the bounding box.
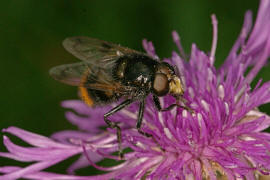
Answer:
[49,62,88,86]
[63,36,144,67]
[49,62,131,93]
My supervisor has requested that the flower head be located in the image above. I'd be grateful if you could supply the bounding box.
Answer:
[1,0,270,179]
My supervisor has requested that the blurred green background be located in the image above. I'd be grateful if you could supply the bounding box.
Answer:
[1,0,269,176]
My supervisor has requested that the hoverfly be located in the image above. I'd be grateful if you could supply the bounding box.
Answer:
[50,36,189,157]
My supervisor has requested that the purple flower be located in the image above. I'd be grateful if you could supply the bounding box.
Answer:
[1,0,270,179]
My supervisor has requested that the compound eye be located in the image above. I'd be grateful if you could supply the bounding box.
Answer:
[153,73,169,96]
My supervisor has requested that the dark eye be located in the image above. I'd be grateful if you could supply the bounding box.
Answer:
[153,73,169,96]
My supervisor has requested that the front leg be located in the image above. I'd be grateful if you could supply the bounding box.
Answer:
[153,95,193,112]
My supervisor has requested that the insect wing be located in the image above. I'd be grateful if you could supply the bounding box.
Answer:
[49,61,130,93]
[63,36,142,67]
[49,62,88,86]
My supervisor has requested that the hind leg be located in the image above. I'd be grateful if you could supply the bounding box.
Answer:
[104,99,133,158]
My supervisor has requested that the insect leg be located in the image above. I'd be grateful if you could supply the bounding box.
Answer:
[153,95,193,112]
[104,99,133,158]
[137,98,165,152]
[153,95,162,110]
[136,99,152,137]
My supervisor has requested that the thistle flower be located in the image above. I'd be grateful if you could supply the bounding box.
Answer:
[1,0,270,179]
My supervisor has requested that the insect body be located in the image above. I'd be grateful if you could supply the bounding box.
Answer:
[50,37,186,157]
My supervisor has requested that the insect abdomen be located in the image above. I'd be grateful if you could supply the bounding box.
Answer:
[80,71,118,106]
[79,86,95,106]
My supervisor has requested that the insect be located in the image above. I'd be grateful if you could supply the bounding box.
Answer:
[50,36,189,157]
